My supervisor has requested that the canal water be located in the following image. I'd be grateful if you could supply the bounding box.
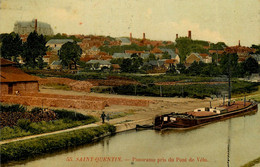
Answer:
[5,104,260,167]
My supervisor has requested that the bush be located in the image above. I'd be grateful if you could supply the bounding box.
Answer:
[17,119,31,131]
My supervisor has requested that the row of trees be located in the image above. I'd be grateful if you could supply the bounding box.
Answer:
[1,32,47,69]
[1,32,82,70]
[166,53,259,77]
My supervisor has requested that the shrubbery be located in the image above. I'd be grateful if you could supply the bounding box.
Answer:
[0,105,97,140]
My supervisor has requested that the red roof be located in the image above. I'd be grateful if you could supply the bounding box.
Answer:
[199,53,209,59]
[0,58,16,66]
[1,66,38,82]
[112,64,120,69]
[151,47,163,54]
[165,59,177,64]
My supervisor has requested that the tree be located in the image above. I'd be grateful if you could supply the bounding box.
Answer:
[22,31,47,69]
[175,37,192,63]
[1,33,22,61]
[243,57,259,75]
[176,63,186,74]
[166,64,177,74]
[121,58,132,72]
[59,41,82,70]
[219,53,239,76]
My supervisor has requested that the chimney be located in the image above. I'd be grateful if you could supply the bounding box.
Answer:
[238,40,241,47]
[188,30,191,39]
[176,34,178,40]
[34,19,37,32]
[130,33,132,41]
[143,33,145,40]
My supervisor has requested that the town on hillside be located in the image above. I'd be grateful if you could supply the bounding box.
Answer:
[0,19,259,79]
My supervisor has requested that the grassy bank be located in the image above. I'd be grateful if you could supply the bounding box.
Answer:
[0,104,97,140]
[1,124,116,164]
[241,156,260,167]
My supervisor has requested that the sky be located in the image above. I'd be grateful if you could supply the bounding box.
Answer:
[0,0,259,46]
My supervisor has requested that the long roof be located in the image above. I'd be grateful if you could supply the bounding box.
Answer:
[86,60,111,65]
[0,58,16,66]
[160,48,178,59]
[46,39,74,45]
[1,66,38,83]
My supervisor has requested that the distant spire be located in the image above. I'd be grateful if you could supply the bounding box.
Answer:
[238,40,241,47]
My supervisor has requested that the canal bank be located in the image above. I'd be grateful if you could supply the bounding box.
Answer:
[3,104,259,167]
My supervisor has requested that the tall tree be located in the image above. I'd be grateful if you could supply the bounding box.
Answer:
[219,53,239,76]
[175,37,192,63]
[22,31,47,69]
[59,41,82,70]
[243,57,259,75]
[1,33,22,61]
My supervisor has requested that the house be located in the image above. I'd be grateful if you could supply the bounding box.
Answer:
[49,60,62,70]
[199,53,212,63]
[164,59,178,68]
[150,47,163,59]
[86,60,111,70]
[118,37,131,46]
[160,48,180,63]
[185,53,203,66]
[111,64,121,72]
[112,53,131,59]
[46,39,74,50]
[185,53,212,66]
[0,58,39,94]
[144,60,167,73]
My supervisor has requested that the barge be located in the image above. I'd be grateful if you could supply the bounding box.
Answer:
[154,100,258,130]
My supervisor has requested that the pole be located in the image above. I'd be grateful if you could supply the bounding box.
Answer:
[228,54,231,106]
[223,95,225,106]
[160,85,162,97]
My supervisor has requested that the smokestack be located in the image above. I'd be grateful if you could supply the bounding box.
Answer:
[34,19,37,32]
[188,30,191,39]
[143,33,145,40]
[176,34,178,40]
[130,33,132,41]
[238,40,241,47]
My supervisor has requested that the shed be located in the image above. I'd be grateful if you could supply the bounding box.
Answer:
[0,58,39,94]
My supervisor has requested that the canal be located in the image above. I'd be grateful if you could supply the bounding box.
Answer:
[5,104,260,167]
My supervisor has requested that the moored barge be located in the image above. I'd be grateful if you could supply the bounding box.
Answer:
[154,100,258,130]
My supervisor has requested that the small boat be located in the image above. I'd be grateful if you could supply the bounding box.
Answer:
[136,124,154,130]
[154,100,258,130]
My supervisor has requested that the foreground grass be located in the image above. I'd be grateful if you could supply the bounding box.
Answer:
[0,119,95,141]
[1,124,116,164]
[241,157,260,167]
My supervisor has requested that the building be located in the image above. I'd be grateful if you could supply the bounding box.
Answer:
[185,53,212,66]
[118,37,131,46]
[46,39,74,50]
[112,53,131,59]
[49,60,62,70]
[160,48,180,63]
[86,60,111,70]
[0,58,39,94]
[14,19,54,36]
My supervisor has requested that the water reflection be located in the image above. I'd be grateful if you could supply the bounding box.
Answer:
[3,105,260,167]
